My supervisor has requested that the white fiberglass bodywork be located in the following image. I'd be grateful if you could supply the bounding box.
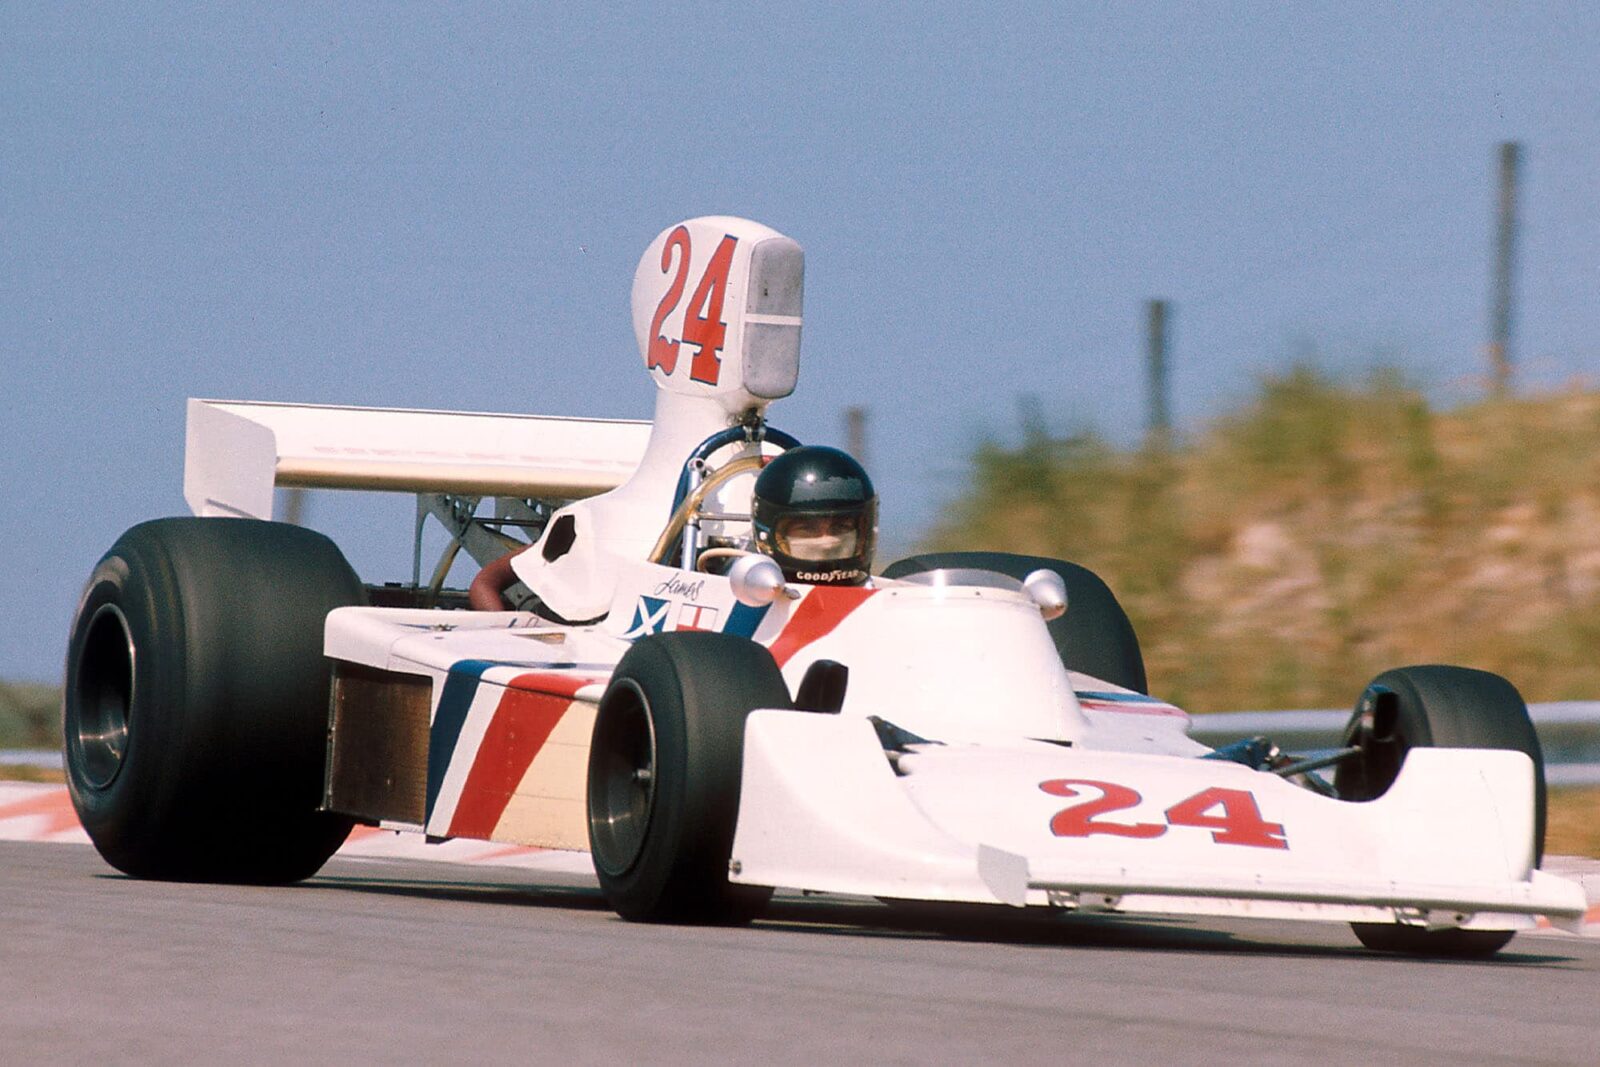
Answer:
[322,564,1587,932]
[327,560,1194,756]
[200,213,1582,937]
[729,713,1585,929]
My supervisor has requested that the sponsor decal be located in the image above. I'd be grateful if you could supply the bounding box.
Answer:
[793,568,866,584]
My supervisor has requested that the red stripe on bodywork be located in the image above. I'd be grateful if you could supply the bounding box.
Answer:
[504,672,606,699]
[765,587,876,667]
[446,672,598,839]
[1078,699,1189,719]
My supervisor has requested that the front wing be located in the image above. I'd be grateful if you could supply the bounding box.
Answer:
[728,712,1588,932]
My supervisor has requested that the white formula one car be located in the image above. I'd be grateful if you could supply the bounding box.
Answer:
[65,216,1586,957]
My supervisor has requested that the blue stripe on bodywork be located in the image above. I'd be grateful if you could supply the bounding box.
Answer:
[1076,690,1163,704]
[724,602,771,639]
[425,659,497,820]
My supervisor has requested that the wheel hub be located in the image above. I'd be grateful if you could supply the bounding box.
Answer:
[589,680,658,877]
[71,603,135,789]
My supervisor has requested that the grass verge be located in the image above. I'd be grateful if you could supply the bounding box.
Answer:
[925,367,1600,713]
[0,681,58,749]
[0,764,63,785]
[1547,788,1600,859]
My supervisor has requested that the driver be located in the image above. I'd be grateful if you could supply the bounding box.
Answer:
[750,445,877,586]
[470,443,878,609]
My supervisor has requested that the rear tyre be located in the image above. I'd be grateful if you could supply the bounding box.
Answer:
[1334,665,1544,958]
[587,632,791,923]
[883,551,1147,693]
[64,518,363,883]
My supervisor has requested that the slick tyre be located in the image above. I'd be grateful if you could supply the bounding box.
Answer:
[1334,665,1544,958]
[64,518,364,883]
[587,632,791,923]
[884,551,1147,693]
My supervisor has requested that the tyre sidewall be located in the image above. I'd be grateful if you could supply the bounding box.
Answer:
[1339,665,1545,859]
[64,518,363,881]
[1337,664,1542,958]
[65,535,196,875]
[590,632,786,922]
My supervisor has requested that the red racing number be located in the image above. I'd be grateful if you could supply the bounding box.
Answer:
[1039,779,1165,839]
[646,229,737,386]
[1040,779,1289,850]
[682,234,736,384]
[646,226,691,375]
[1164,787,1288,849]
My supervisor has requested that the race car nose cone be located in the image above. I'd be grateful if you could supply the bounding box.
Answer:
[1023,569,1068,621]
[729,554,790,607]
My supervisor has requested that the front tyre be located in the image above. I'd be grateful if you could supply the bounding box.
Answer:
[1334,665,1544,958]
[64,518,364,883]
[587,632,791,923]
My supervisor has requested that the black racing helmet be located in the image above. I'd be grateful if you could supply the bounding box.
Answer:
[752,446,877,586]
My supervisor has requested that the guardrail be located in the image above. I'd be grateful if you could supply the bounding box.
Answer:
[0,750,61,769]
[8,701,1600,784]
[1189,702,1600,787]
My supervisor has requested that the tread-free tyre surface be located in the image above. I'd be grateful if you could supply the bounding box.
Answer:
[1334,664,1544,958]
[588,631,791,923]
[64,518,363,883]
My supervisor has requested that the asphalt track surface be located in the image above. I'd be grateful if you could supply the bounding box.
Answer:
[4,841,1598,1065]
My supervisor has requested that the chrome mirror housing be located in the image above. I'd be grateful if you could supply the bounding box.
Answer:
[728,554,789,607]
[1022,568,1068,621]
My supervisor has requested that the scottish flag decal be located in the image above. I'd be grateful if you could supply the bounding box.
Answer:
[623,595,671,638]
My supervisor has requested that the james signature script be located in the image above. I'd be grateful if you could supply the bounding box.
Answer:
[652,576,705,601]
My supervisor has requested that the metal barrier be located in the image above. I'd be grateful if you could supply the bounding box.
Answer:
[1190,703,1600,787]
[9,702,1600,784]
[0,749,61,770]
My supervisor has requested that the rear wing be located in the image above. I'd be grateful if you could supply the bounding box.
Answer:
[184,399,652,520]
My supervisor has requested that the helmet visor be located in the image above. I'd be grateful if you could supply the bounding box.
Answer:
[772,510,866,562]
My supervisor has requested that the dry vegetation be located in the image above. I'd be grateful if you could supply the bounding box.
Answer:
[0,681,57,749]
[926,366,1600,855]
[1548,788,1600,858]
[0,681,63,782]
[925,365,1600,714]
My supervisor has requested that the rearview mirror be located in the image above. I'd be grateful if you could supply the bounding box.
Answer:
[1022,569,1068,621]
[728,554,790,607]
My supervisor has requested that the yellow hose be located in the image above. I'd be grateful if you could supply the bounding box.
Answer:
[647,455,766,564]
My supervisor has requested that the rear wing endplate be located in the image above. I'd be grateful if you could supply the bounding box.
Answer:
[184,399,651,520]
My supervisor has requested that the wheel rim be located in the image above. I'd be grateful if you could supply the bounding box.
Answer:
[589,680,658,877]
[71,603,135,789]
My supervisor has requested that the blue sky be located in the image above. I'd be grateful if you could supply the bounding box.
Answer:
[5,4,1599,682]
